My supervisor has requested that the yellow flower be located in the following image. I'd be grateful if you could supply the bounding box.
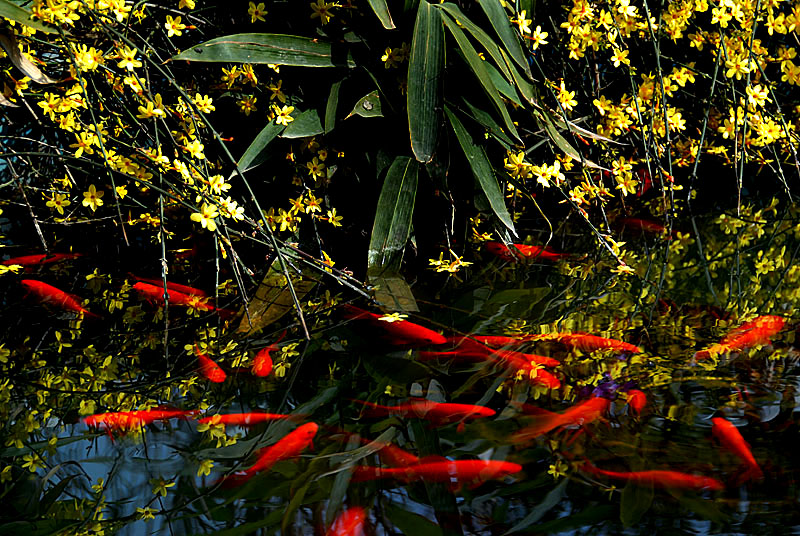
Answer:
[117,46,142,71]
[197,459,214,477]
[326,207,342,227]
[248,2,267,23]
[274,104,295,126]
[179,0,195,9]
[306,156,325,178]
[311,1,339,25]
[379,312,408,323]
[46,193,71,215]
[238,95,257,116]
[528,25,548,49]
[82,185,104,212]
[150,477,175,497]
[192,93,215,113]
[164,15,187,37]
[512,10,532,34]
[136,507,156,521]
[190,203,219,232]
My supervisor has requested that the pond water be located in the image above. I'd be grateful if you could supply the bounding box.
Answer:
[2,199,800,535]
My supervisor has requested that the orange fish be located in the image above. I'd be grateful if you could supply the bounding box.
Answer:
[20,279,100,319]
[626,389,647,415]
[133,282,214,311]
[326,507,366,536]
[195,345,226,383]
[581,462,724,491]
[3,253,82,266]
[535,332,641,354]
[512,397,609,442]
[695,315,785,360]
[198,412,291,426]
[129,274,208,297]
[350,460,522,489]
[485,241,570,262]
[84,409,198,436]
[218,422,318,487]
[252,331,286,377]
[711,417,763,482]
[341,305,447,346]
[617,217,671,236]
[352,399,495,430]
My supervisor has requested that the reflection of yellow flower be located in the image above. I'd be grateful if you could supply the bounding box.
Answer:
[378,313,407,323]
[150,477,175,497]
[82,184,104,212]
[136,507,156,521]
[197,459,214,477]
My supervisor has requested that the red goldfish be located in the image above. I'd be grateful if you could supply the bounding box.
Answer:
[352,399,495,430]
[129,274,207,297]
[581,463,724,491]
[218,422,318,487]
[626,389,647,415]
[198,413,291,426]
[133,282,214,311]
[20,279,100,319]
[485,242,570,262]
[695,315,785,360]
[3,253,82,266]
[326,507,366,536]
[195,345,226,383]
[711,417,763,482]
[84,409,198,436]
[512,397,609,442]
[252,331,286,377]
[617,217,671,237]
[535,332,641,354]
[341,305,447,346]
[350,460,522,489]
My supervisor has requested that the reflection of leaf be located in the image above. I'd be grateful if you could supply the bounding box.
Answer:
[0,32,56,84]
[347,90,383,119]
[324,433,361,527]
[505,478,568,534]
[173,33,355,67]
[366,0,396,29]
[236,261,318,336]
[364,356,432,384]
[280,108,323,138]
[484,288,550,317]
[669,489,729,524]
[408,0,444,163]
[367,156,418,274]
[39,474,82,516]
[385,503,444,536]
[620,480,653,527]
[369,274,418,312]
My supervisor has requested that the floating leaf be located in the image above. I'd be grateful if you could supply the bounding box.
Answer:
[407,0,444,163]
[367,0,396,29]
[445,106,516,235]
[280,108,323,138]
[173,33,355,67]
[236,120,284,173]
[0,0,55,33]
[347,90,383,119]
[367,156,418,273]
[0,32,55,84]
[236,261,318,336]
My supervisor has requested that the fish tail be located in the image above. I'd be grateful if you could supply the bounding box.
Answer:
[350,466,386,482]
[511,415,562,443]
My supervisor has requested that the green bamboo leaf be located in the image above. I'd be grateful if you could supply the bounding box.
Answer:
[534,109,606,170]
[367,0,396,29]
[237,119,284,172]
[440,14,520,143]
[173,33,355,67]
[485,62,522,107]
[0,1,55,33]
[347,90,383,119]
[367,156,418,273]
[445,106,515,235]
[436,3,512,83]
[504,478,568,534]
[407,0,444,163]
[325,80,342,133]
[459,98,515,147]
[385,503,444,536]
[477,0,532,78]
[280,109,323,138]
[620,480,654,527]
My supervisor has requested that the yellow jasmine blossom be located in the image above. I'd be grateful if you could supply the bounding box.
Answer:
[274,104,295,126]
[150,477,176,497]
[238,95,257,116]
[190,203,219,232]
[136,507,157,521]
[117,46,142,71]
[248,2,267,23]
[46,193,71,215]
[164,15,187,37]
[82,185,104,212]
[197,459,214,477]
[311,1,339,25]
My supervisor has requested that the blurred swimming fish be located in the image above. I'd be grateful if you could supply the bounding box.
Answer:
[3,253,82,266]
[581,462,724,491]
[326,506,367,536]
[711,417,763,483]
[20,279,100,319]
[512,397,609,442]
[84,408,198,436]
[129,274,208,297]
[695,315,785,360]
[533,332,641,354]
[133,281,215,311]
[626,389,647,415]
[195,345,226,383]
[252,330,286,377]
[198,412,291,426]
[485,241,570,262]
[350,460,522,490]
[352,399,495,431]
[341,305,447,346]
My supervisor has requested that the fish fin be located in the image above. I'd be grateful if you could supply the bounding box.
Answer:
[457,421,465,433]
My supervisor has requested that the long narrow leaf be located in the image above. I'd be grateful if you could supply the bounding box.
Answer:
[477,0,532,78]
[0,0,54,33]
[407,1,444,163]
[534,109,606,170]
[173,33,355,67]
[325,80,342,133]
[367,156,418,273]
[280,109,323,138]
[440,14,521,143]
[445,106,516,235]
[237,120,284,172]
[367,0,396,29]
